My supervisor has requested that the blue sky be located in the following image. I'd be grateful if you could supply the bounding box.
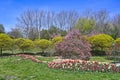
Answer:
[0,0,120,32]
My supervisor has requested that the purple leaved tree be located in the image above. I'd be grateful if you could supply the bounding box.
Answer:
[55,29,91,60]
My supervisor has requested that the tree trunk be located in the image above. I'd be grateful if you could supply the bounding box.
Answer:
[11,44,14,54]
[11,48,14,54]
[0,48,2,56]
[23,50,25,53]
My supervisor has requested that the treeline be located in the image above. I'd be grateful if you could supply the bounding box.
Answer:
[2,9,119,40]
[8,10,78,40]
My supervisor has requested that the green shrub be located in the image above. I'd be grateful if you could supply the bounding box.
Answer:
[15,38,34,52]
[88,34,114,50]
[115,38,120,44]
[0,34,12,48]
[34,39,51,53]
[0,34,13,54]
[115,38,120,51]
[52,36,63,45]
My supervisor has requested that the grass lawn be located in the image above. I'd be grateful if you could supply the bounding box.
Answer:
[36,56,55,62]
[0,56,120,80]
[90,56,113,63]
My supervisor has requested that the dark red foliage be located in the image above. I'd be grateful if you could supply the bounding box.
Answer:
[55,29,91,60]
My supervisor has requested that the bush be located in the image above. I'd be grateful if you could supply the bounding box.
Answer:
[0,34,13,55]
[15,38,34,52]
[52,36,63,45]
[0,34,13,48]
[88,34,114,50]
[34,39,51,53]
[48,59,120,73]
[55,29,91,60]
[115,38,120,51]
[45,36,63,56]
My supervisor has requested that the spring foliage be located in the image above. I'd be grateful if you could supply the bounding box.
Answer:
[75,18,96,34]
[15,38,34,52]
[88,34,114,50]
[52,36,63,45]
[35,39,51,52]
[55,29,91,60]
[0,34,12,48]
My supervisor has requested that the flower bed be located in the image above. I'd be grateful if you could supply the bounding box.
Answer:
[48,59,120,73]
[15,54,42,63]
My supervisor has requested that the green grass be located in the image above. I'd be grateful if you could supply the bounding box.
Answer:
[0,56,120,80]
[36,56,55,62]
[90,56,113,63]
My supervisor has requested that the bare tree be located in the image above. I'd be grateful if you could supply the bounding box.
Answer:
[56,11,68,30]
[55,10,79,31]
[82,9,94,19]
[17,9,46,39]
[66,10,79,30]
[44,11,56,38]
[111,14,120,39]
[28,27,38,40]
[34,10,45,39]
[94,9,110,33]
[17,9,34,39]
[7,27,23,38]
[16,9,120,40]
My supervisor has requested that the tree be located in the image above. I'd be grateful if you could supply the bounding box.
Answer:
[88,34,114,50]
[48,26,67,38]
[41,26,67,39]
[75,18,96,34]
[16,9,79,39]
[66,10,79,30]
[0,34,12,55]
[82,9,94,19]
[17,9,34,39]
[34,39,51,53]
[55,29,91,60]
[17,9,46,39]
[52,36,63,45]
[40,29,49,40]
[55,11,67,30]
[15,9,120,40]
[7,27,23,38]
[15,38,34,52]
[45,11,56,30]
[28,27,39,40]
[111,14,120,39]
[94,9,110,33]
[0,24,5,33]
[55,10,79,31]
[34,10,45,39]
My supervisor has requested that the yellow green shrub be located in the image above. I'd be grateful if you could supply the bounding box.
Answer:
[0,34,13,54]
[15,38,34,52]
[34,39,51,52]
[52,36,63,45]
[115,38,120,44]
[0,34,12,48]
[88,34,114,50]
